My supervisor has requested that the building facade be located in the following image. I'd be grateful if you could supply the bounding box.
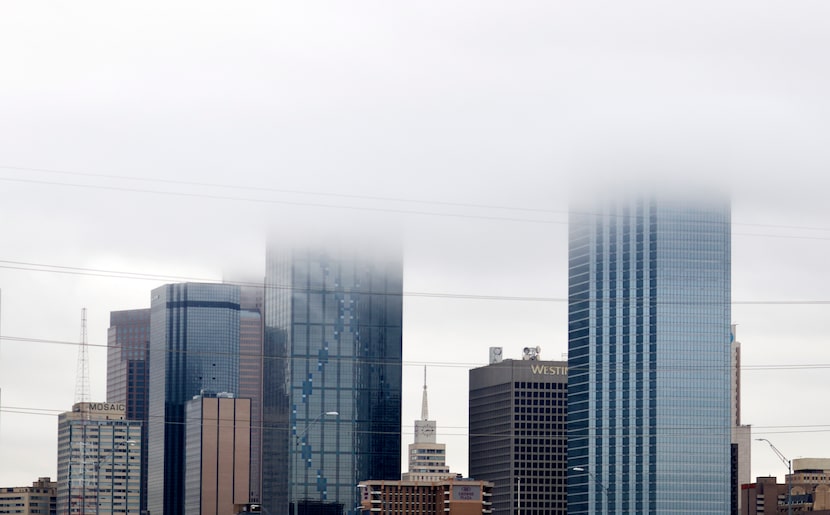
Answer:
[57,402,142,515]
[262,244,403,515]
[184,395,252,515]
[239,285,265,505]
[402,368,452,482]
[731,324,752,514]
[741,458,830,515]
[357,479,494,515]
[0,477,56,515]
[106,308,150,513]
[468,356,568,515]
[147,283,241,515]
[567,194,732,513]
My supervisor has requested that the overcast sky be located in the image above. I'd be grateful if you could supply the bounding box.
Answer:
[2,0,830,487]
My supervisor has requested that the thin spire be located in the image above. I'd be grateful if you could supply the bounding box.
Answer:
[421,366,429,421]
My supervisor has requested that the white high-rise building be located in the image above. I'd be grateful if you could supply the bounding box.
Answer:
[402,368,453,481]
[57,402,141,515]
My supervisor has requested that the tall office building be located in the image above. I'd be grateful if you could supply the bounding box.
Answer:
[731,325,751,514]
[147,283,242,515]
[468,352,568,515]
[262,243,403,515]
[106,308,150,512]
[239,285,265,505]
[567,194,732,514]
[56,402,142,515]
[401,368,452,482]
[184,395,252,515]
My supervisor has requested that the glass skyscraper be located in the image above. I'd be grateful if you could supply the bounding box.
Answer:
[567,195,731,514]
[106,308,150,513]
[262,244,403,515]
[147,283,241,515]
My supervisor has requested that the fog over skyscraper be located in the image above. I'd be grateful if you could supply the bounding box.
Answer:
[567,193,732,513]
[261,239,403,515]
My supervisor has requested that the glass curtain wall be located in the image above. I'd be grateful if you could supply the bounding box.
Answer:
[568,196,731,514]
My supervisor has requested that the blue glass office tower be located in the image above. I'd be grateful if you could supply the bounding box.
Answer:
[262,244,402,515]
[567,195,731,514]
[147,283,241,515]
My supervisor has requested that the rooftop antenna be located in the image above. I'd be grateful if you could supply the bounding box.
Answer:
[74,308,90,404]
[421,366,428,421]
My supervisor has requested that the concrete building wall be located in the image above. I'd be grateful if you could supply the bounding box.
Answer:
[239,285,264,504]
[56,403,141,515]
[469,359,567,515]
[741,473,830,515]
[0,477,56,515]
[184,396,252,515]
[731,325,752,514]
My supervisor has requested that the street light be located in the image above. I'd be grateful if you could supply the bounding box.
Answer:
[517,476,521,515]
[572,467,608,515]
[94,439,137,515]
[757,438,793,515]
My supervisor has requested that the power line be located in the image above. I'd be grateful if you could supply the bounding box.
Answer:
[0,165,568,216]
[4,167,830,238]
[0,176,564,225]
[0,334,826,373]
[1,406,828,438]
[1,258,830,305]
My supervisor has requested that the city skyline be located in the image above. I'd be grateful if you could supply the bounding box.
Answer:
[3,0,830,497]
[0,214,826,490]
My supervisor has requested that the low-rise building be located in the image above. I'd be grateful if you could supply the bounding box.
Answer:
[358,478,493,515]
[0,477,57,515]
[742,459,830,514]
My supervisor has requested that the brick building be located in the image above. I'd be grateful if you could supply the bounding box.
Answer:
[357,479,493,515]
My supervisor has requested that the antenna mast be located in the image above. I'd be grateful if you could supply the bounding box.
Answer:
[421,366,428,421]
[74,308,90,404]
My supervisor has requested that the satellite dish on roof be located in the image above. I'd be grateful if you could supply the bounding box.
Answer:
[522,347,541,361]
